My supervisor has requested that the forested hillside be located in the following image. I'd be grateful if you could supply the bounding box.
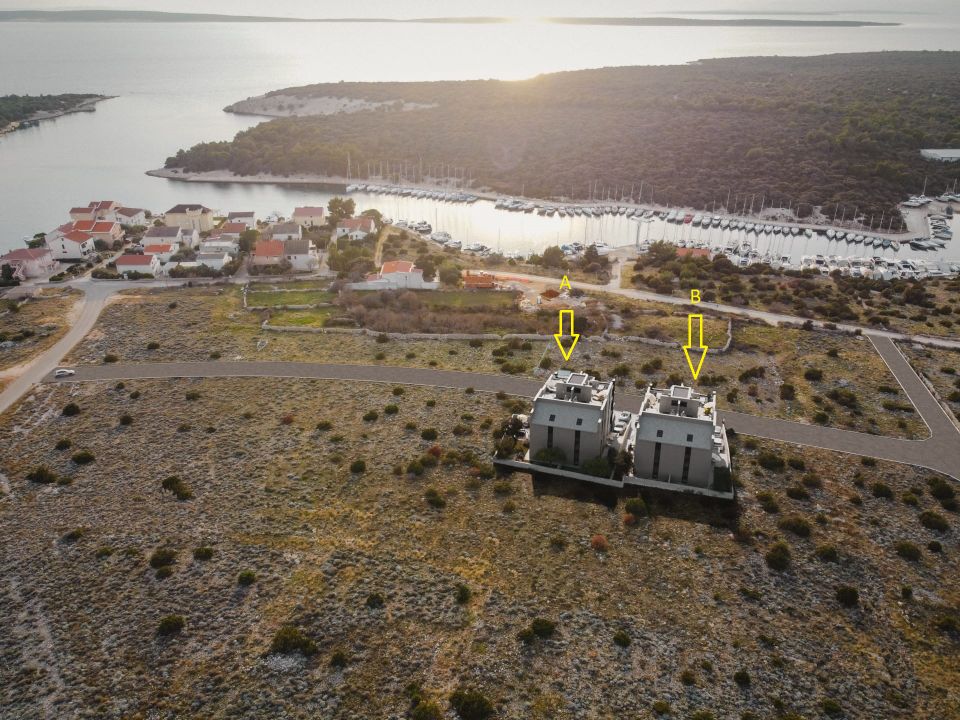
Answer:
[166,52,960,225]
[0,94,102,127]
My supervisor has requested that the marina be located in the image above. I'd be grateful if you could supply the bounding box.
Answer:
[341,183,960,276]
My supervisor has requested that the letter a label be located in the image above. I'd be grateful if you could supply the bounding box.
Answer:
[559,275,572,291]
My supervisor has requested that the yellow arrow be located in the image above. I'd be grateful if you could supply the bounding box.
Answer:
[682,313,709,380]
[554,309,579,361]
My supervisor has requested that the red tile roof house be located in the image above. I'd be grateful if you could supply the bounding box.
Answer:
[0,248,57,279]
[346,260,440,291]
[141,243,175,263]
[676,247,712,259]
[334,217,376,240]
[114,253,161,277]
[252,240,285,267]
[47,230,96,261]
[71,220,123,244]
[219,222,248,240]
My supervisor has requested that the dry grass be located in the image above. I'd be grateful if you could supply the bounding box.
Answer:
[0,288,79,374]
[0,377,956,718]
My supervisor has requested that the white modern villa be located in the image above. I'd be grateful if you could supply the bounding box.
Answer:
[495,371,734,500]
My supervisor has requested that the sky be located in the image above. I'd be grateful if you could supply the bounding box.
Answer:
[0,1,951,18]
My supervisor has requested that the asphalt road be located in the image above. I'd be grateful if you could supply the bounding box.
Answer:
[49,357,960,480]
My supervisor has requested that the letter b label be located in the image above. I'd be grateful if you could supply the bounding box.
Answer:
[690,289,701,304]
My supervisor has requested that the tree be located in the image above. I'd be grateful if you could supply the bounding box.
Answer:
[27,232,46,249]
[238,228,259,253]
[327,197,356,224]
[438,263,461,286]
[540,245,566,269]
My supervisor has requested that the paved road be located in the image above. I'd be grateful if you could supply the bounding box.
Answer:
[0,282,114,415]
[49,358,960,480]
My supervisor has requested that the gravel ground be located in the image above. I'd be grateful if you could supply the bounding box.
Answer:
[0,378,957,719]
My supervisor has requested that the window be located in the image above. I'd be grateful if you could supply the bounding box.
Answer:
[686,434,693,442]
[549,414,556,422]
[652,442,662,480]
[656,429,663,438]
[573,430,581,464]
[547,426,554,449]
[575,418,583,426]
[682,446,692,483]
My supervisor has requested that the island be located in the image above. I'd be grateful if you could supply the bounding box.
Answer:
[161,51,960,228]
[0,94,110,136]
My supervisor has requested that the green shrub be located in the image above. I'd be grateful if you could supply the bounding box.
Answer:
[935,616,958,633]
[185,390,200,401]
[449,687,494,720]
[786,485,810,501]
[765,541,791,571]
[581,456,612,477]
[757,452,785,471]
[316,420,333,431]
[454,583,472,604]
[407,459,425,476]
[733,669,750,686]
[421,428,439,441]
[425,487,446,509]
[613,630,631,647]
[815,544,839,563]
[161,476,193,500]
[492,481,513,496]
[269,625,317,655]
[363,410,379,422]
[778,515,811,537]
[237,570,256,586]
[392,386,405,396]
[55,438,72,450]
[156,615,185,636]
[871,482,893,499]
[193,546,213,561]
[625,497,647,516]
[384,403,399,415]
[894,540,922,562]
[119,413,133,426]
[821,699,842,716]
[651,699,671,715]
[71,450,95,465]
[919,510,949,532]
[61,527,85,542]
[533,447,567,465]
[61,402,81,417]
[350,459,367,473]
[836,585,859,607]
[679,669,696,685]
[804,367,823,381]
[779,383,796,401]
[756,491,780,514]
[787,457,805,470]
[146,341,160,350]
[26,465,58,484]
[95,546,114,559]
[329,650,348,669]
[149,548,177,568]
[366,592,385,609]
[103,353,118,363]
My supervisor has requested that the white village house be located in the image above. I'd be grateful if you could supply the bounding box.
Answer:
[345,260,440,291]
[47,230,96,261]
[114,253,161,277]
[0,248,57,279]
[334,216,376,240]
[226,211,256,229]
[281,237,318,272]
[292,206,326,227]
[269,222,302,242]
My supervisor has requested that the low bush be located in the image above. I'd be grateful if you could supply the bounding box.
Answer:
[119,413,133,426]
[269,625,317,655]
[161,476,193,501]
[765,541,791,571]
[733,669,751,686]
[362,410,379,422]
[613,630,631,648]
[365,592,385,609]
[894,540,922,561]
[804,367,824,381]
[454,583,472,604]
[149,548,177,568]
[146,341,160,350]
[26,465,58,484]
[786,485,810,501]
[61,402,81,417]
[815,544,839,563]
[757,452,785,471]
[156,615,185,637]
[71,450,95,465]
[421,428,439,441]
[425,487,446,509]
[55,438,72,450]
[449,688,494,720]
[384,403,399,415]
[237,570,256,586]
[871,482,893,499]
[836,585,859,607]
[350,459,367,473]
[625,497,647,516]
[778,515,812,537]
[590,534,609,552]
[185,390,200,401]
[316,420,333,431]
[193,546,213,561]
[919,510,949,532]
[756,491,780,514]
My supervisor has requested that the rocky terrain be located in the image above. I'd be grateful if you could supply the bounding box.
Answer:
[1,376,957,719]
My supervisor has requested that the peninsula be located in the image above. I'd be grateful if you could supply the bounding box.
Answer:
[0,94,110,136]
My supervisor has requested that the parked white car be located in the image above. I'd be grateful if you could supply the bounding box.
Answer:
[53,368,75,378]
